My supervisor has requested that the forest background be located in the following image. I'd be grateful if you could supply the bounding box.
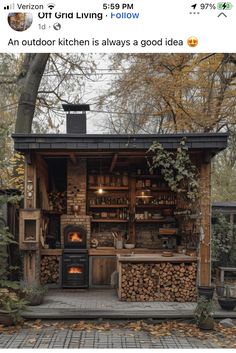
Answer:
[0,53,236,200]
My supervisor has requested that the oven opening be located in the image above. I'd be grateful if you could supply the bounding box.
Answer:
[68,266,83,274]
[68,232,83,242]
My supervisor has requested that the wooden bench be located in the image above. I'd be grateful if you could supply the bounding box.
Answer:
[217,266,236,283]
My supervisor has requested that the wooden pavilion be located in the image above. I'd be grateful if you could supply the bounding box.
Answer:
[12,108,228,302]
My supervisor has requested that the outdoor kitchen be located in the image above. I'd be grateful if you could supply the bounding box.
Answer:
[13,104,228,302]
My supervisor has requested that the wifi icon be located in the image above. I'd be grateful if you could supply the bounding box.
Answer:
[47,3,55,10]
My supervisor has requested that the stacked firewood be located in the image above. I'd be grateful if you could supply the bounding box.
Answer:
[41,256,60,284]
[120,262,197,302]
[48,191,67,212]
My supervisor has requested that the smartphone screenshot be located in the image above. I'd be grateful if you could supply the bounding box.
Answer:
[0,0,235,351]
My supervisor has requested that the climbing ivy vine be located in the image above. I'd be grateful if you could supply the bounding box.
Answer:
[147,138,199,202]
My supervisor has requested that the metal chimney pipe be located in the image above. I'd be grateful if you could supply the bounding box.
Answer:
[62,104,90,134]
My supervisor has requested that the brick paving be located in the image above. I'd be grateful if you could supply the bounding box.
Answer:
[0,322,218,348]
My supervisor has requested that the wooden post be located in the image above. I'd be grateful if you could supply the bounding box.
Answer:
[23,251,41,285]
[24,153,36,209]
[129,177,136,243]
[35,154,50,210]
[199,157,211,286]
[22,152,41,285]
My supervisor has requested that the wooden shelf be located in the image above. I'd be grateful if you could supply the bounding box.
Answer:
[135,219,172,223]
[136,204,176,209]
[41,249,63,255]
[91,219,128,223]
[136,187,170,192]
[88,248,167,256]
[132,174,161,178]
[89,205,128,208]
[89,186,129,191]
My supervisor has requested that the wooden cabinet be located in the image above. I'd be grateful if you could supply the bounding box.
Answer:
[89,256,116,288]
[19,209,41,250]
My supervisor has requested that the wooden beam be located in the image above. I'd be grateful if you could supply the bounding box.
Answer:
[202,151,212,164]
[109,154,118,173]
[39,152,115,158]
[25,151,32,164]
[70,153,77,165]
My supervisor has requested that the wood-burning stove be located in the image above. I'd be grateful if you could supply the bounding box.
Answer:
[63,224,87,249]
[62,225,88,288]
[62,250,88,288]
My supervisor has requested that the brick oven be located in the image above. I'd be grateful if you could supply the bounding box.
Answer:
[62,224,89,288]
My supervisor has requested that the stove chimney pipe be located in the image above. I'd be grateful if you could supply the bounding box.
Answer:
[62,104,90,134]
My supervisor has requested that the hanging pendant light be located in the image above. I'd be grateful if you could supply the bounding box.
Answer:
[95,158,106,195]
[136,189,153,199]
[95,186,105,195]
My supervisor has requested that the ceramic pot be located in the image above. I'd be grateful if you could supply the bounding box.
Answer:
[216,285,225,297]
[199,317,214,330]
[116,240,123,249]
[25,292,44,306]
[197,286,215,299]
[218,297,236,311]
[0,309,17,326]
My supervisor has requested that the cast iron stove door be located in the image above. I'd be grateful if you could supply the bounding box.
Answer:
[62,253,88,288]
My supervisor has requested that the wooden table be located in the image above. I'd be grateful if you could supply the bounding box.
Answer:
[217,266,236,283]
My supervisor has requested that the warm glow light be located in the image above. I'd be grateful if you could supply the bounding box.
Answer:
[136,189,153,198]
[68,267,82,274]
[69,232,82,242]
[95,186,106,195]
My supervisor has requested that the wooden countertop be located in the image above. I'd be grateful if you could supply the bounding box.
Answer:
[117,253,197,263]
[41,249,63,256]
[41,248,163,256]
[88,248,165,256]
[40,248,197,262]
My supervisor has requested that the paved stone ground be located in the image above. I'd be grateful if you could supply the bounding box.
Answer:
[23,289,235,320]
[33,289,196,310]
[0,323,218,348]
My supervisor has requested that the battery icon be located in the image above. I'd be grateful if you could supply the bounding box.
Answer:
[217,2,233,10]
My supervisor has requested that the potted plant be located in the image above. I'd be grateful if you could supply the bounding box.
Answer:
[21,283,47,306]
[194,296,215,330]
[0,288,28,326]
[218,285,236,311]
[197,284,215,300]
[0,206,27,325]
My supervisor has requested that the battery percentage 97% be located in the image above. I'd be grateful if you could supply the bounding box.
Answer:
[200,3,216,9]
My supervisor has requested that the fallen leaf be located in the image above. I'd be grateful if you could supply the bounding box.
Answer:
[28,338,37,344]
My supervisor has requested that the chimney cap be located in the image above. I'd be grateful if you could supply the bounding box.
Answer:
[62,104,90,112]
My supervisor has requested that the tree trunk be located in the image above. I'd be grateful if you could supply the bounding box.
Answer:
[15,53,50,133]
